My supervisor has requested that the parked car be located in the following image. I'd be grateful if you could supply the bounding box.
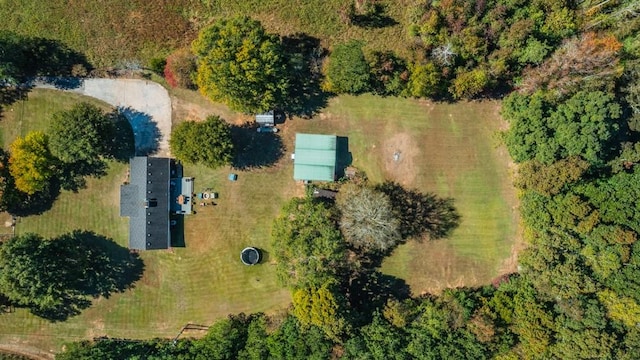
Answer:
[257,126,278,133]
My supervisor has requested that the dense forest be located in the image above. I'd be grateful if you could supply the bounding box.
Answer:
[0,0,638,358]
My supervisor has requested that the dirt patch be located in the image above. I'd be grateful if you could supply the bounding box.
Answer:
[171,96,216,122]
[0,345,53,360]
[85,319,106,339]
[171,95,251,126]
[382,132,419,187]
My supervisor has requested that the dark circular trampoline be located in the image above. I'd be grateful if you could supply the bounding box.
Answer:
[241,247,261,265]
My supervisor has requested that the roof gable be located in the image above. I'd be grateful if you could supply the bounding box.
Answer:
[120,156,171,250]
[293,134,337,182]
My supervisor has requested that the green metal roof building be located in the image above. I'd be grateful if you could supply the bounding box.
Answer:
[293,133,337,182]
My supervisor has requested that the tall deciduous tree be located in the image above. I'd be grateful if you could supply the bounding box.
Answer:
[292,280,350,340]
[519,32,622,94]
[323,40,371,94]
[49,102,116,164]
[514,156,590,196]
[0,231,143,321]
[272,197,346,289]
[170,115,234,169]
[336,184,401,253]
[503,90,622,165]
[192,17,290,113]
[8,131,56,194]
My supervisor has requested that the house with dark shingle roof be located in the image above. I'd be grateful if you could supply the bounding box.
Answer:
[120,156,184,250]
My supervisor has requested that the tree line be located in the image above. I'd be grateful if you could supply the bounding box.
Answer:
[159,0,583,117]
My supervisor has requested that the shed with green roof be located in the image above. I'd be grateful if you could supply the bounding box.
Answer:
[293,133,337,182]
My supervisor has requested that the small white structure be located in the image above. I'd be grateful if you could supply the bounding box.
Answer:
[255,111,275,127]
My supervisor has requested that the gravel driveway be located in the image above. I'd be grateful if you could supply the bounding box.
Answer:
[36,78,172,157]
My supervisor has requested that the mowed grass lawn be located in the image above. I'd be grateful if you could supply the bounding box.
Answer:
[284,95,520,294]
[0,89,291,352]
[0,89,518,353]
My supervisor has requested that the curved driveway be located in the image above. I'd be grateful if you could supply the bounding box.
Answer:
[37,78,172,157]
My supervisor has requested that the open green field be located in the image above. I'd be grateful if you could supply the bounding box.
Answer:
[0,88,518,354]
[0,0,416,67]
[284,96,520,293]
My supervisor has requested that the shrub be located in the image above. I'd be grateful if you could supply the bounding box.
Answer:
[369,51,409,96]
[148,56,167,75]
[450,68,489,99]
[164,48,196,89]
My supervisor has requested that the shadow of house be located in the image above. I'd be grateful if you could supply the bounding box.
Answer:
[118,107,161,156]
[336,136,353,179]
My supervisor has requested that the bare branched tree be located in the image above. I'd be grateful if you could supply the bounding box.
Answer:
[431,43,456,66]
[336,184,401,253]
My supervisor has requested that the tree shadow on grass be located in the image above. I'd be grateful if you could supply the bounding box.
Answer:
[347,269,410,325]
[351,4,399,29]
[0,33,92,117]
[56,159,109,193]
[118,107,161,156]
[230,122,284,169]
[281,33,331,118]
[15,37,92,78]
[32,230,144,321]
[376,181,461,241]
[108,110,136,162]
[1,183,59,217]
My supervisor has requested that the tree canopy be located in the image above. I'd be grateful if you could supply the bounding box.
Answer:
[323,40,371,94]
[192,16,290,113]
[271,197,346,289]
[48,102,116,164]
[292,280,350,340]
[503,90,622,165]
[324,40,371,94]
[0,231,143,321]
[336,184,401,253]
[169,115,234,169]
[8,131,56,195]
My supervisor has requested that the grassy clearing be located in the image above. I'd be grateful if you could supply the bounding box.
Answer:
[0,0,419,67]
[0,88,517,352]
[0,0,197,67]
[0,89,112,148]
[283,95,520,294]
[197,0,417,56]
[0,89,292,352]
